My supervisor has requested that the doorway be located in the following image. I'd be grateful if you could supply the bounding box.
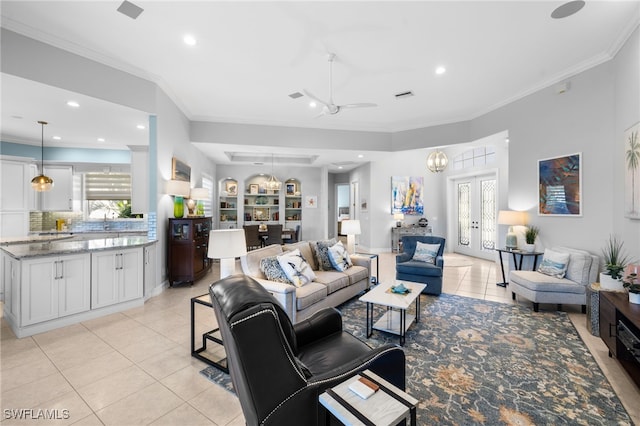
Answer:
[451,173,497,260]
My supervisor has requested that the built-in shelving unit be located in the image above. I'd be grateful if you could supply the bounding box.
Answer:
[244,174,280,224]
[218,178,238,229]
[284,178,302,231]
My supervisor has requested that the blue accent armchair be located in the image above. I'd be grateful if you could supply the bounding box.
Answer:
[395,235,445,295]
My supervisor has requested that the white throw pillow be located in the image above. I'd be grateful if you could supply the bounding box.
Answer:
[537,248,571,278]
[412,242,441,264]
[277,249,316,287]
[327,241,353,272]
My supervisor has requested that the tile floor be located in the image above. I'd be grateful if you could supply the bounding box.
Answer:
[1,252,638,425]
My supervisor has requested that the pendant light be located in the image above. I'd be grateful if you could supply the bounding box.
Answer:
[426,150,449,173]
[31,120,54,191]
[266,154,281,191]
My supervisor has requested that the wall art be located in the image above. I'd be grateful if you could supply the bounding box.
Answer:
[538,152,582,216]
[391,176,424,215]
[624,122,640,219]
[172,157,190,182]
[305,195,317,208]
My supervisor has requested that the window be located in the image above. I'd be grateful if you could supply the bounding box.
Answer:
[201,174,213,217]
[84,173,132,218]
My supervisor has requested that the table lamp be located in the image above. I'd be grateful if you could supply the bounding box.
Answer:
[208,229,247,279]
[188,187,209,216]
[497,210,525,250]
[393,213,404,227]
[341,219,361,254]
[166,180,191,218]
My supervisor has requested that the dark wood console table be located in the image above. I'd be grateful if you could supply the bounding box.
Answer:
[599,291,640,388]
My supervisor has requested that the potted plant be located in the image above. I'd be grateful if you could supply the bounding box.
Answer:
[622,271,640,304]
[523,226,539,253]
[600,235,631,291]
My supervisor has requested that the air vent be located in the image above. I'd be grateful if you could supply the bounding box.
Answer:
[288,92,304,99]
[117,1,144,19]
[395,91,414,99]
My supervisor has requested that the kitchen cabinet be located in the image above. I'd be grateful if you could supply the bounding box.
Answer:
[143,242,157,298]
[41,165,73,211]
[91,247,143,309]
[20,253,91,326]
[168,217,211,286]
[0,159,36,237]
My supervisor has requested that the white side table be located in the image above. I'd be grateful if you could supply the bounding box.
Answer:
[319,370,418,426]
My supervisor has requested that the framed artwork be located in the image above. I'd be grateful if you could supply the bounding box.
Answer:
[286,183,296,195]
[361,198,368,212]
[172,157,190,182]
[225,181,238,196]
[305,195,318,208]
[391,176,424,215]
[538,152,582,216]
[253,207,268,221]
[624,122,640,219]
[249,184,259,195]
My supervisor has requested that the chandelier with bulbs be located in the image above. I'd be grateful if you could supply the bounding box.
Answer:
[266,154,281,191]
[426,150,449,173]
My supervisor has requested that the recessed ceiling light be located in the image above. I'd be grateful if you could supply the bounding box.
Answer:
[435,66,446,75]
[66,101,80,108]
[97,138,105,142]
[309,101,317,108]
[52,136,62,140]
[357,154,364,158]
[551,0,585,19]
[136,124,146,129]
[183,34,197,46]
[338,166,343,169]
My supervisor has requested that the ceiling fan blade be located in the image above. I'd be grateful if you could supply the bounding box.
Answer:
[302,89,329,107]
[339,103,377,109]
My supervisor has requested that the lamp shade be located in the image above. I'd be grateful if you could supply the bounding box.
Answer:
[189,187,209,200]
[340,219,361,235]
[497,210,525,226]
[166,180,190,197]
[208,229,247,259]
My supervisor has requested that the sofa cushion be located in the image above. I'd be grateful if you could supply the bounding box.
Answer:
[295,282,328,311]
[277,249,316,287]
[342,265,369,285]
[552,246,593,286]
[510,270,586,294]
[312,239,337,271]
[537,248,570,278]
[260,256,292,284]
[396,260,443,277]
[283,241,318,271]
[313,271,350,294]
[243,244,284,278]
[412,242,441,264]
[327,241,352,272]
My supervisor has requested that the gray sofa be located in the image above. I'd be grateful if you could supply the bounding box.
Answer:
[509,246,599,312]
[240,241,372,323]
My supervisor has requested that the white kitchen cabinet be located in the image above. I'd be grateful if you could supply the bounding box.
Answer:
[41,165,73,211]
[143,243,157,298]
[91,247,143,309]
[0,159,35,236]
[2,253,19,321]
[20,253,91,326]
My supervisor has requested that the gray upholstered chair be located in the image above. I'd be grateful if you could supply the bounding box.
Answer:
[395,235,445,295]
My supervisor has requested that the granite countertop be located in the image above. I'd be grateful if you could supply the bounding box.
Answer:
[0,234,75,245]
[0,236,155,259]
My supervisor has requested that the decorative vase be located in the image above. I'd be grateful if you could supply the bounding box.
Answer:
[630,292,640,305]
[523,243,535,253]
[599,272,624,291]
[174,196,184,218]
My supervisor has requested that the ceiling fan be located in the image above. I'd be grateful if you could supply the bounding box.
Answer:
[303,53,377,117]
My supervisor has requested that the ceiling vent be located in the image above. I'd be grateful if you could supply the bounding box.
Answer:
[117,1,144,19]
[394,90,414,99]
[288,92,304,99]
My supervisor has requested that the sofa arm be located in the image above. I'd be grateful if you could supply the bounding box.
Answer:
[309,344,406,391]
[436,255,444,267]
[252,278,297,322]
[396,253,411,264]
[351,254,372,270]
[294,307,342,347]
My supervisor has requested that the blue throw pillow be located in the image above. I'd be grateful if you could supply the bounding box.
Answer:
[260,256,292,284]
[327,241,352,272]
[537,248,570,278]
[412,242,440,264]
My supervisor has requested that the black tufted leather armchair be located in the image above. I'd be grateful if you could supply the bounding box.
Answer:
[209,275,405,426]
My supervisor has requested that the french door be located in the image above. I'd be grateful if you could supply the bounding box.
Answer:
[453,173,497,260]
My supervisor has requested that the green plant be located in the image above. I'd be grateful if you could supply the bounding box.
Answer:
[623,273,640,294]
[601,235,632,280]
[525,226,539,244]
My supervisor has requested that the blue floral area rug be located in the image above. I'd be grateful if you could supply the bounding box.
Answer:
[201,293,631,425]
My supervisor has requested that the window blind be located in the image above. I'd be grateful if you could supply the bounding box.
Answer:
[84,173,131,200]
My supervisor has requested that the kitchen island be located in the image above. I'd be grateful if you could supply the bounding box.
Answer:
[1,236,156,338]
